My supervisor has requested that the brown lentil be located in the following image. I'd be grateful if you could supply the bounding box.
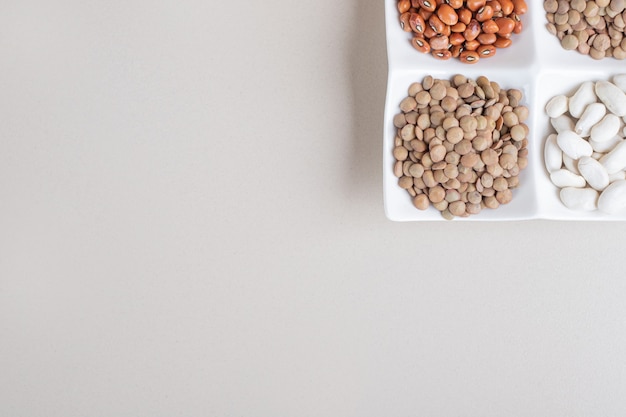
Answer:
[546,0,626,59]
[496,189,513,204]
[405,112,418,125]
[393,113,407,129]
[408,163,425,178]
[413,194,430,210]
[392,75,529,219]
[400,96,418,112]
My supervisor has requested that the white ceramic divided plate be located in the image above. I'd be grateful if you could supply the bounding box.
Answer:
[383,1,626,221]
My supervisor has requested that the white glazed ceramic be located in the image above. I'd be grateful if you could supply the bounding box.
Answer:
[383,1,626,221]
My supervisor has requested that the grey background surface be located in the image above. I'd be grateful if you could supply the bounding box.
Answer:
[1,1,625,416]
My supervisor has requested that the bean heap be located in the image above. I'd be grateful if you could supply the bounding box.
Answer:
[544,74,626,213]
[545,0,626,59]
[393,75,529,219]
[397,0,528,64]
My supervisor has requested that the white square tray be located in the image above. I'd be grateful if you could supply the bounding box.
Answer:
[383,1,626,221]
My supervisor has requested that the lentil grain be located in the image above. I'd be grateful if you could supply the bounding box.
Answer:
[393,75,529,218]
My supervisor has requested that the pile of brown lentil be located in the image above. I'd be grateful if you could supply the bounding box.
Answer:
[397,0,528,64]
[392,75,529,219]
[545,0,626,59]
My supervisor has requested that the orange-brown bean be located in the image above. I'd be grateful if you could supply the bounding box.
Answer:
[411,36,431,53]
[512,0,527,15]
[450,22,466,32]
[409,12,425,33]
[477,32,497,44]
[457,8,472,25]
[400,12,412,32]
[423,26,438,38]
[400,0,525,64]
[476,5,494,22]
[499,0,514,15]
[418,8,433,21]
[431,49,452,60]
[460,50,480,63]
[463,19,481,41]
[418,0,436,12]
[464,39,480,50]
[481,20,499,34]
[477,44,496,57]
[428,14,446,33]
[493,36,512,48]
[429,34,449,50]
[488,0,502,12]
[495,17,515,35]
[398,0,411,13]
[449,32,465,45]
[437,4,459,26]
[466,0,486,12]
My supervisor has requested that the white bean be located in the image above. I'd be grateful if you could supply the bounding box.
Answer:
[563,153,580,175]
[577,156,610,191]
[613,74,626,93]
[590,113,621,142]
[589,135,623,153]
[609,171,626,183]
[575,103,606,137]
[559,187,599,211]
[595,80,626,117]
[598,179,626,214]
[569,81,596,119]
[551,114,576,133]
[550,169,587,188]
[600,140,626,174]
[545,78,626,215]
[556,130,594,159]
[545,95,569,118]
[544,133,562,173]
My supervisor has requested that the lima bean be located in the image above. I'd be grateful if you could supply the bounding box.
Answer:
[575,103,607,137]
[613,73,626,93]
[544,133,563,173]
[595,80,626,117]
[545,95,569,118]
[590,114,621,142]
[598,179,626,213]
[559,187,599,211]
[556,130,594,159]
[550,169,587,188]
[569,81,597,118]
[551,114,576,133]
[600,140,626,174]
[589,136,623,153]
[578,156,610,190]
